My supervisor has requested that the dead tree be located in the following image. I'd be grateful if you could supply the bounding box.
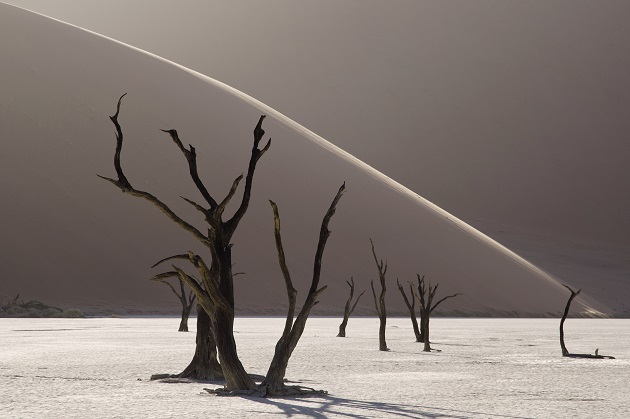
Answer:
[396,279,422,342]
[369,239,388,351]
[560,284,614,359]
[150,275,196,331]
[100,94,270,390]
[337,277,366,337]
[256,184,345,396]
[413,274,461,352]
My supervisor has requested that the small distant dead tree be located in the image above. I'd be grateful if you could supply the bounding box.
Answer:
[560,284,614,359]
[337,277,366,337]
[369,239,388,351]
[413,274,461,352]
[396,279,422,342]
[150,275,196,332]
[256,183,345,396]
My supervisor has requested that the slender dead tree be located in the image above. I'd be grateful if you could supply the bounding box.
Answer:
[396,278,422,342]
[559,284,614,359]
[255,183,345,396]
[369,239,388,351]
[559,284,580,357]
[100,94,270,390]
[150,275,196,332]
[337,277,366,337]
[413,274,461,352]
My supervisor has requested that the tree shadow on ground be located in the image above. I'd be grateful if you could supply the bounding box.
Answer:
[243,394,535,419]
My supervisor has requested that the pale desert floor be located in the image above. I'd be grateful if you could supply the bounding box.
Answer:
[1,317,629,418]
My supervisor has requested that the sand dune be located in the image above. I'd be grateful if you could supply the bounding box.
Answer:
[0,3,620,316]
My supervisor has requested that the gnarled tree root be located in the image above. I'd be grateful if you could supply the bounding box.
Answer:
[151,372,264,383]
[204,384,328,398]
[564,353,615,359]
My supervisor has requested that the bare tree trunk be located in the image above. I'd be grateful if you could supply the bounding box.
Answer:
[260,184,345,396]
[369,239,388,351]
[377,306,388,351]
[337,277,365,337]
[337,317,349,338]
[421,309,431,352]
[215,311,255,388]
[370,284,388,351]
[213,247,256,391]
[178,307,190,332]
[559,285,580,357]
[178,305,223,379]
[558,284,615,359]
[418,309,425,343]
[178,279,196,332]
[396,279,421,342]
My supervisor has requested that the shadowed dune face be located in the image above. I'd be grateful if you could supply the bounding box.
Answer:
[0,3,624,316]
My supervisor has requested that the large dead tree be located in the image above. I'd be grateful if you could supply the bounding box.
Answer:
[396,279,422,342]
[337,277,366,337]
[150,275,196,332]
[413,274,461,352]
[560,285,614,359]
[369,239,388,351]
[100,94,270,390]
[257,184,345,396]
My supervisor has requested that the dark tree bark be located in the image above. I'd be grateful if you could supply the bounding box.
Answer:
[150,276,196,332]
[149,301,223,381]
[413,274,461,352]
[559,284,580,357]
[259,184,345,397]
[100,94,270,390]
[559,285,614,359]
[396,278,421,342]
[369,239,388,351]
[178,305,223,379]
[337,277,366,337]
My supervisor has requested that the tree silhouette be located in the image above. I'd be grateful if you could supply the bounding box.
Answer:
[101,94,347,394]
[413,274,460,352]
[559,285,614,359]
[337,277,366,337]
[396,279,422,342]
[150,275,196,332]
[369,239,388,351]
[100,94,269,390]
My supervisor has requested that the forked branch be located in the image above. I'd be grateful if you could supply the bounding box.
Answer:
[98,94,211,246]
[160,129,218,210]
[226,115,272,237]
